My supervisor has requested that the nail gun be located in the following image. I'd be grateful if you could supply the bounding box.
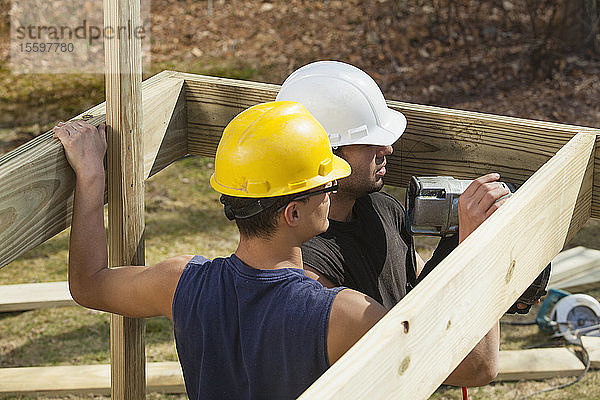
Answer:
[405,176,515,237]
[405,176,550,315]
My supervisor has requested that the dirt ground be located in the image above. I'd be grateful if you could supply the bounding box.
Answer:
[151,0,600,126]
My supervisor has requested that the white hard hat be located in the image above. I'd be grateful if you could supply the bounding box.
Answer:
[276,61,407,148]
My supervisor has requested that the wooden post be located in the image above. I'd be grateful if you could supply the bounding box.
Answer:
[103,0,145,398]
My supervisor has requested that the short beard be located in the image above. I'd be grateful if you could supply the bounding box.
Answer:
[336,173,384,199]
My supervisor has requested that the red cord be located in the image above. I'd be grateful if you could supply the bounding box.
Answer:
[462,386,468,400]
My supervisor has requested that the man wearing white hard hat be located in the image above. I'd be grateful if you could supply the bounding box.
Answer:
[276,60,507,386]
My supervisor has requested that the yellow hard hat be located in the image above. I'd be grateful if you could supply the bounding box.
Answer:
[210,101,351,198]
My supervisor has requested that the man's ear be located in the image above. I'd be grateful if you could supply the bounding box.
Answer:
[282,202,301,227]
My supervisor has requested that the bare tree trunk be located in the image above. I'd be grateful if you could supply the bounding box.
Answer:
[557,0,599,56]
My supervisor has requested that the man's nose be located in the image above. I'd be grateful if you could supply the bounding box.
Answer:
[377,145,393,157]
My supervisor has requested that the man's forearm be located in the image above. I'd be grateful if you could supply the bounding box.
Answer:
[444,322,499,387]
[68,170,108,304]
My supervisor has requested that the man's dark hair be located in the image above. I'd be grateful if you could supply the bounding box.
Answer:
[220,193,309,239]
[332,146,344,157]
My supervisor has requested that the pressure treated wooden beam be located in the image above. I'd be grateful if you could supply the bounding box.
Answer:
[177,72,600,220]
[581,336,600,369]
[103,0,145,397]
[550,247,600,283]
[551,269,600,292]
[495,348,585,381]
[0,362,185,395]
[0,71,186,269]
[0,281,74,312]
[298,133,595,399]
[549,246,600,291]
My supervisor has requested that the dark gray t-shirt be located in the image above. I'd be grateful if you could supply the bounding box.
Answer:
[301,192,417,309]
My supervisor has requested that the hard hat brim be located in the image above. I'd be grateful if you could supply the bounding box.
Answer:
[329,154,352,183]
[210,154,351,198]
[347,108,407,147]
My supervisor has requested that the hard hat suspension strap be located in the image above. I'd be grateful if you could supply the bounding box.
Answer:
[220,196,279,221]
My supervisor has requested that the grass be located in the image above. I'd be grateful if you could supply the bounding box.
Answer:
[0,56,264,155]
[152,57,264,81]
[0,63,104,132]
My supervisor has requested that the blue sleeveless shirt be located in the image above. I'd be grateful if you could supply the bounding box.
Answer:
[172,254,344,399]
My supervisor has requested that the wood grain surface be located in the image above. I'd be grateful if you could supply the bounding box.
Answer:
[0,281,75,312]
[495,348,585,381]
[0,362,185,395]
[103,0,146,397]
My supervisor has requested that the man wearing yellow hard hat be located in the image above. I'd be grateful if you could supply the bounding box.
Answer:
[53,101,391,399]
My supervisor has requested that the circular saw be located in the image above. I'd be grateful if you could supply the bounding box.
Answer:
[538,289,600,344]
